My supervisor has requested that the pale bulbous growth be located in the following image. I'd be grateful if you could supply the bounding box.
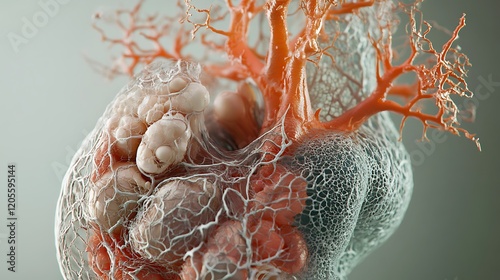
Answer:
[87,162,151,232]
[112,86,154,117]
[137,95,171,125]
[129,177,221,264]
[112,115,147,159]
[213,91,245,122]
[136,113,191,174]
[198,220,248,280]
[170,82,210,113]
[167,76,189,93]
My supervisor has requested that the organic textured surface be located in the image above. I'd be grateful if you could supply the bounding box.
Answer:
[56,61,412,280]
[56,0,476,279]
[290,113,412,279]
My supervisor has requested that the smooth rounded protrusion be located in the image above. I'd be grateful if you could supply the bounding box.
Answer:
[213,91,246,122]
[197,221,248,280]
[136,114,191,174]
[211,83,261,148]
[129,177,221,264]
[168,77,189,93]
[88,163,151,232]
[170,82,210,113]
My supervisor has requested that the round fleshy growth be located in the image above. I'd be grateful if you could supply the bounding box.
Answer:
[88,162,151,232]
[136,113,191,175]
[129,177,221,264]
[56,0,478,279]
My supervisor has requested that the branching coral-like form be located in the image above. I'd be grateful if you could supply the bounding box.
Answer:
[56,0,478,279]
[91,0,478,147]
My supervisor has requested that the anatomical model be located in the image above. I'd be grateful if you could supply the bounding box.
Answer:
[56,0,478,279]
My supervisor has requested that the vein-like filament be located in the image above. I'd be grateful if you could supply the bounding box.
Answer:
[56,1,479,280]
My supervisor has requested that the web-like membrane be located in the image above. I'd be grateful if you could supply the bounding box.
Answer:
[56,1,415,279]
[295,2,413,278]
[287,112,412,280]
[56,59,412,279]
[307,1,394,120]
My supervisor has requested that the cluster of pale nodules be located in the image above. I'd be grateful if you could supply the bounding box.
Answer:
[87,73,248,277]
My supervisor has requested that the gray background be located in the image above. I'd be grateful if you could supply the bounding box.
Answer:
[0,1,498,279]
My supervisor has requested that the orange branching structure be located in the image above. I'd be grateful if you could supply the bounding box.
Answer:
[326,7,478,147]
[91,0,192,77]
[93,0,479,149]
[66,0,480,279]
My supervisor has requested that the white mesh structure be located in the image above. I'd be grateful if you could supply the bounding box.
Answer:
[55,1,414,280]
[55,60,299,279]
[307,0,396,121]
[55,63,412,280]
[296,3,413,278]
[288,112,413,280]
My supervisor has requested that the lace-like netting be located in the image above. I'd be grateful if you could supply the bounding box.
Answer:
[56,61,412,280]
[307,1,394,121]
[296,3,413,278]
[56,60,297,279]
[288,112,412,280]
[56,1,414,279]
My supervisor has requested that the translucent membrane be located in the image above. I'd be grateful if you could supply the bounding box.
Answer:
[56,0,477,279]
